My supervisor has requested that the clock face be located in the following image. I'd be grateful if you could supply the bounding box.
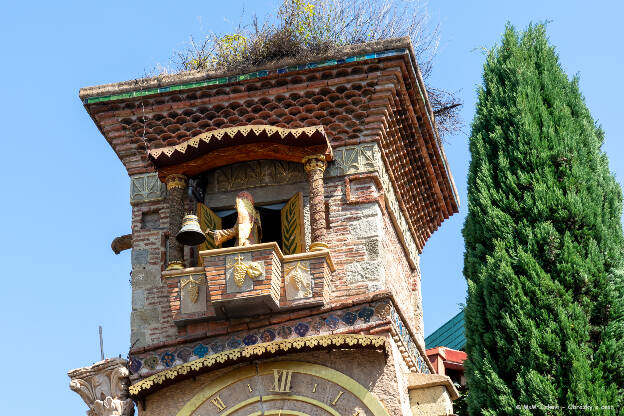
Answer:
[176,361,389,416]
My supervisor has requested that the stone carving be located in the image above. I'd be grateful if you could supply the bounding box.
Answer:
[328,143,420,273]
[209,191,262,247]
[328,143,379,175]
[180,275,202,303]
[180,274,207,314]
[207,160,306,193]
[284,261,312,300]
[130,173,165,204]
[68,358,134,416]
[225,252,265,293]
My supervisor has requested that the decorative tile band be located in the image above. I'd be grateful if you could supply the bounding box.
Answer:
[128,334,386,396]
[83,49,408,104]
[128,300,429,380]
[389,305,430,374]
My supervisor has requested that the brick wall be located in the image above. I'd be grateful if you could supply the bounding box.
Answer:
[128,168,423,351]
[130,199,169,349]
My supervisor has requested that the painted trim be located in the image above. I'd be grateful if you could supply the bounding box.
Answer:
[129,334,385,396]
[83,49,407,104]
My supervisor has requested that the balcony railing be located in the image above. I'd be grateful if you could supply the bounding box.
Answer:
[162,242,334,323]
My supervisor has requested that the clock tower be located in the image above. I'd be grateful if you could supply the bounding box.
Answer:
[68,37,460,416]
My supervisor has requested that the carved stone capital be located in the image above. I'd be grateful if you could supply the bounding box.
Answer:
[68,358,134,416]
[302,154,327,173]
[165,174,188,190]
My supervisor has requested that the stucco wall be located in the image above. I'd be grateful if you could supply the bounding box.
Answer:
[140,348,408,416]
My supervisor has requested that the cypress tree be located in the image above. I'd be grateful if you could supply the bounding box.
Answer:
[463,24,624,415]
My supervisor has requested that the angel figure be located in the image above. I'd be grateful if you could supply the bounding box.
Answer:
[208,191,262,246]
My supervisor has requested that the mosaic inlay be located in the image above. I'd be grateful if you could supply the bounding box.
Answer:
[129,300,430,378]
[84,49,407,104]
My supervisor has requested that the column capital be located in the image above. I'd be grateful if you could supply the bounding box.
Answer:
[302,154,327,173]
[165,174,188,190]
[68,358,134,416]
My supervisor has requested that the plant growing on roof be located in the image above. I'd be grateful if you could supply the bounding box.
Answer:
[172,0,461,137]
[463,23,624,415]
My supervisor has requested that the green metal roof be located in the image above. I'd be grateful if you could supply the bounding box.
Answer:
[425,309,466,351]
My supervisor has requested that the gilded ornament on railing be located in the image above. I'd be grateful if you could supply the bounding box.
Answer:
[180,275,203,303]
[226,253,264,290]
[284,261,312,299]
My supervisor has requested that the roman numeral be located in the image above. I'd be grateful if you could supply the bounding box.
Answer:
[270,369,293,392]
[210,395,226,412]
[331,391,344,406]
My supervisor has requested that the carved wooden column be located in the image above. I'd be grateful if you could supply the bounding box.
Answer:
[303,154,328,251]
[165,174,188,270]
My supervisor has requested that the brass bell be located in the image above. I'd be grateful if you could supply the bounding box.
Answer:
[176,214,207,246]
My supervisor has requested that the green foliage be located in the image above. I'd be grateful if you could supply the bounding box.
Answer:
[463,23,624,415]
[175,0,438,73]
[172,0,462,136]
[453,384,469,416]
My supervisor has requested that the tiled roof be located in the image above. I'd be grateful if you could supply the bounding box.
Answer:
[425,310,465,351]
[81,38,459,251]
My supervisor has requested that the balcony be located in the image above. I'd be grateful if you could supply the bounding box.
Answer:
[163,242,334,323]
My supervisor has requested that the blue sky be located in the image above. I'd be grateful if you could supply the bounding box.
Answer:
[0,1,622,414]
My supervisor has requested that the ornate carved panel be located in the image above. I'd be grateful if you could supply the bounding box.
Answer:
[204,160,306,194]
[225,252,266,293]
[180,274,206,314]
[328,144,379,175]
[284,261,313,300]
[130,173,166,204]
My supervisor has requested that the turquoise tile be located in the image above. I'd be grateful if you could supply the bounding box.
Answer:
[85,47,405,103]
